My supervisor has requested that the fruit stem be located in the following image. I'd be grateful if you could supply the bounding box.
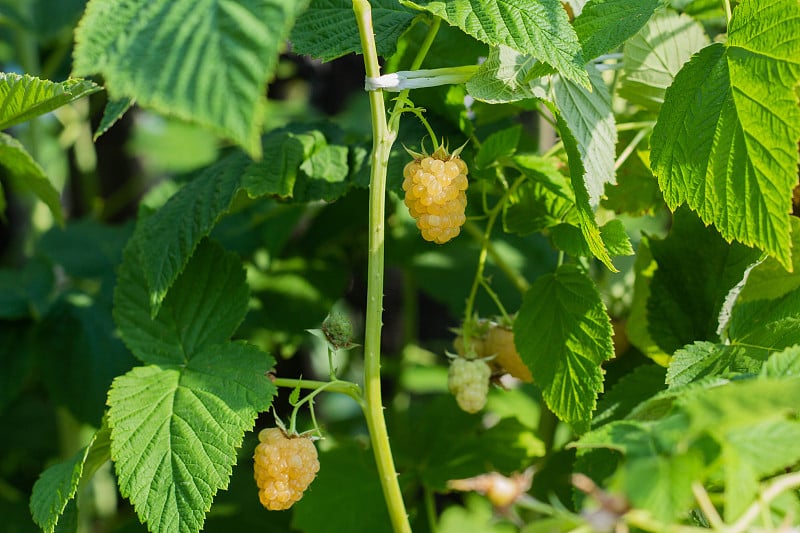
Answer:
[353,1,412,532]
[463,175,528,342]
[273,377,364,408]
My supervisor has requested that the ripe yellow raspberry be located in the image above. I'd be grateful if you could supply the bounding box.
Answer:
[485,325,533,383]
[253,428,319,511]
[448,357,491,413]
[402,145,468,244]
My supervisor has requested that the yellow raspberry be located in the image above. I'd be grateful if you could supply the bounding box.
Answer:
[253,428,320,510]
[485,325,533,383]
[403,145,469,244]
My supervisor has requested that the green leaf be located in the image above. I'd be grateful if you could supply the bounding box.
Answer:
[592,364,667,428]
[626,237,671,365]
[553,65,616,208]
[38,219,132,280]
[93,97,133,140]
[573,0,662,61]
[73,0,309,158]
[108,342,275,533]
[134,153,249,315]
[762,345,800,378]
[242,128,322,199]
[37,291,138,425]
[550,219,633,259]
[465,45,544,104]
[291,0,414,62]
[555,111,616,271]
[739,217,800,303]
[115,239,249,365]
[0,132,64,225]
[618,9,709,111]
[0,256,54,319]
[650,0,800,271]
[0,73,100,130]
[0,322,36,409]
[295,144,350,202]
[728,289,800,351]
[292,444,392,533]
[503,161,576,236]
[647,207,761,353]
[666,341,766,388]
[408,0,590,88]
[474,125,521,169]
[620,448,705,522]
[30,424,111,533]
[514,264,614,432]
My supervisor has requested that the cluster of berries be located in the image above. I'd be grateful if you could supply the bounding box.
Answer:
[454,320,532,383]
[403,145,469,244]
[253,428,319,510]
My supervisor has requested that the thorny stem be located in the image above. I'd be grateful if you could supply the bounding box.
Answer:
[353,1,421,531]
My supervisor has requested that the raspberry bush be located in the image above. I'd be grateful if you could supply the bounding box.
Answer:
[3,1,798,533]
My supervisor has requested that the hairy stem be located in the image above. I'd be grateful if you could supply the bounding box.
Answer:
[273,377,363,408]
[353,1,411,531]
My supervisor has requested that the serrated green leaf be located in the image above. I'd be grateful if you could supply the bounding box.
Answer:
[573,0,662,61]
[73,0,309,157]
[296,144,350,202]
[93,97,133,140]
[291,0,414,62]
[553,65,616,208]
[555,111,616,271]
[728,289,800,351]
[550,219,633,259]
[108,342,275,533]
[115,239,249,365]
[0,132,64,225]
[762,345,800,378]
[465,45,544,104]
[618,10,709,111]
[134,153,249,315]
[514,264,614,432]
[647,207,761,353]
[242,129,322,199]
[592,364,667,428]
[474,125,521,169]
[739,217,800,303]
[30,424,111,533]
[0,72,100,130]
[503,169,575,236]
[666,341,767,388]
[408,0,589,88]
[650,0,800,271]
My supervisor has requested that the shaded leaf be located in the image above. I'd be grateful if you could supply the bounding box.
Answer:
[618,10,709,111]
[573,0,662,61]
[115,239,249,365]
[0,132,64,225]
